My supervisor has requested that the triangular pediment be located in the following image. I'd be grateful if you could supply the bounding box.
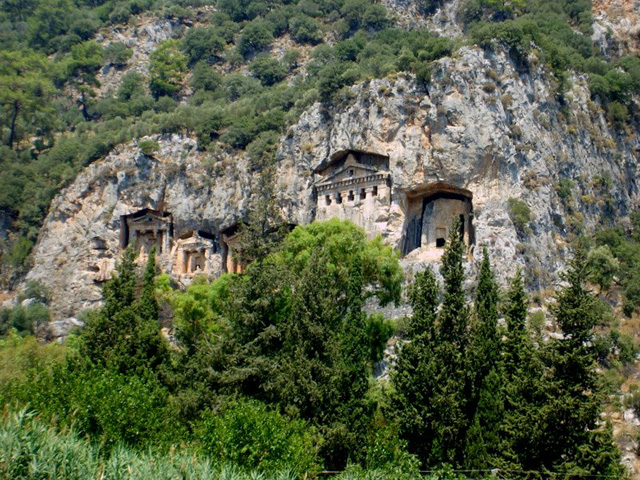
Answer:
[321,163,378,184]
[129,213,170,225]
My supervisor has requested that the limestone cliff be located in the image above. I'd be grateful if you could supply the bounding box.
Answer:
[27,45,640,319]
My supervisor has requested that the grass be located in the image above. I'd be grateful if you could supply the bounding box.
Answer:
[0,409,300,480]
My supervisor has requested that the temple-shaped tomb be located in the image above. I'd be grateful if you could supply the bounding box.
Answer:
[314,150,391,232]
[402,183,474,257]
[220,224,244,274]
[171,230,218,276]
[120,208,174,260]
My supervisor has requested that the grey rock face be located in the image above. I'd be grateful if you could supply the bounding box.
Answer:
[27,47,640,320]
[46,317,85,342]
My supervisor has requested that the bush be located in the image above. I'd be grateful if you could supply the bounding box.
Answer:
[104,42,133,67]
[507,198,534,234]
[607,101,629,125]
[117,72,147,101]
[365,313,394,364]
[138,139,159,155]
[0,334,67,395]
[587,245,619,291]
[282,49,302,71]
[196,399,320,474]
[11,364,181,449]
[249,55,287,86]
[190,62,222,91]
[183,27,225,64]
[246,130,280,168]
[290,14,323,45]
[0,410,278,480]
[556,178,574,200]
[149,40,188,98]
[610,330,638,364]
[238,20,274,58]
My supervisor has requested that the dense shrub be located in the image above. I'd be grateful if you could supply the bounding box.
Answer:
[183,27,225,64]
[196,399,320,474]
[149,40,188,98]
[190,62,222,91]
[508,197,533,234]
[249,55,288,86]
[237,19,274,57]
[104,42,133,67]
[7,364,180,448]
[0,304,49,337]
[290,14,323,44]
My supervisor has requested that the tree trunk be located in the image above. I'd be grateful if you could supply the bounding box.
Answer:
[79,91,91,122]
[8,100,19,149]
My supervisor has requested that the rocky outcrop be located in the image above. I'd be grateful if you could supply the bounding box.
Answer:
[28,46,640,319]
[592,0,640,58]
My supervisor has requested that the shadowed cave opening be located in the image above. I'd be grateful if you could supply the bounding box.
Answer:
[402,183,474,256]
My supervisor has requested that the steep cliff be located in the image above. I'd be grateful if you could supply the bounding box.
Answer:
[27,44,640,319]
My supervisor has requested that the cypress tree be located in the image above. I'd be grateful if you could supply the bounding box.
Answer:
[81,247,168,376]
[81,246,138,367]
[464,247,503,469]
[470,247,500,374]
[102,246,137,319]
[431,219,470,465]
[438,218,469,349]
[391,267,440,464]
[238,157,287,265]
[138,247,159,322]
[497,269,546,471]
[541,248,624,475]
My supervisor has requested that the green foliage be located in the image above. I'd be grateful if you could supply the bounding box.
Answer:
[196,399,320,474]
[183,26,225,64]
[507,197,533,234]
[539,249,625,476]
[0,409,287,480]
[0,333,65,386]
[103,42,132,67]
[587,245,619,291]
[607,101,629,125]
[188,220,403,468]
[0,3,461,269]
[249,54,288,86]
[365,313,393,364]
[80,247,169,376]
[290,14,323,44]
[594,218,640,308]
[463,0,640,121]
[0,303,49,336]
[390,267,440,463]
[149,39,188,98]
[138,138,159,155]
[0,49,55,149]
[8,363,180,448]
[279,220,402,306]
[238,19,274,57]
[170,274,231,351]
[190,61,222,92]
